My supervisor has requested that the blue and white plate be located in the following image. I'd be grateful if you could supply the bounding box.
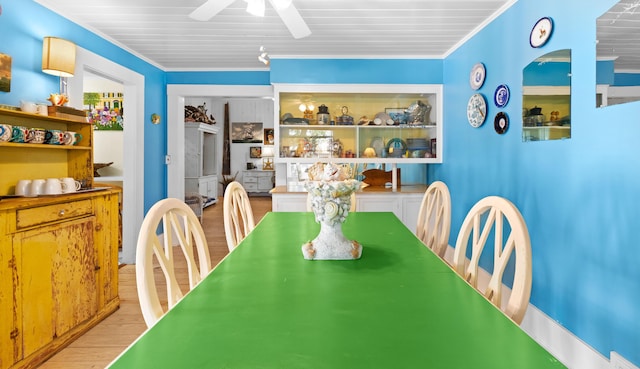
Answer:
[469,63,486,90]
[494,84,510,108]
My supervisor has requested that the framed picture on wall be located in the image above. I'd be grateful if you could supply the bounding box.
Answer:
[231,122,263,143]
[0,53,12,93]
[85,92,124,130]
[249,146,262,158]
[264,128,274,145]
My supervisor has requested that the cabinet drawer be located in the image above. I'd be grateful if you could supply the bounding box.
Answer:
[245,183,258,191]
[16,199,94,229]
[244,176,258,183]
[254,172,273,178]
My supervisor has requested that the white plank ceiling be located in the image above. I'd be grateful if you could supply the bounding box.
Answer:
[33,0,640,72]
[34,0,514,70]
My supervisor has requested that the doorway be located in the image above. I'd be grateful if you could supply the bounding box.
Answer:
[166,85,273,200]
[67,47,145,264]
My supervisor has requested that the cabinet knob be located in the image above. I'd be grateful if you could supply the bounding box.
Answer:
[58,209,66,217]
[95,224,103,231]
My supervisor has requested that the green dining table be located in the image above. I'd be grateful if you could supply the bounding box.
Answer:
[108,212,566,369]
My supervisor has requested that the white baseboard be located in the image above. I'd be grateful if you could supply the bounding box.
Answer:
[520,303,609,369]
[443,245,610,369]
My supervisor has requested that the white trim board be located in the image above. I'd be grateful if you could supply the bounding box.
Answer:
[67,47,145,265]
[442,245,609,369]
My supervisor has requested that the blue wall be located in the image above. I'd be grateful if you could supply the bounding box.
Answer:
[434,0,640,364]
[270,58,443,84]
[0,0,166,211]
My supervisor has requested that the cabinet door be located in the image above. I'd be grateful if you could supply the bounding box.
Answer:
[94,194,120,308]
[272,194,307,212]
[357,196,401,219]
[0,218,16,369]
[14,217,98,359]
[206,178,218,199]
[257,176,273,191]
[401,195,423,234]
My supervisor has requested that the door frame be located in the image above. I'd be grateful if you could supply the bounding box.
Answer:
[67,47,145,264]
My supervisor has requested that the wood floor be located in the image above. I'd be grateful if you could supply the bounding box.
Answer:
[38,196,273,369]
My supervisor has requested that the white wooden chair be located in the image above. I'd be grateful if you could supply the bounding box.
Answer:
[415,181,451,259]
[223,181,256,251]
[135,198,212,327]
[452,196,532,325]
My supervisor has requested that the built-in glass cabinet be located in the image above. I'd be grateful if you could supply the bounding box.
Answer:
[273,84,443,164]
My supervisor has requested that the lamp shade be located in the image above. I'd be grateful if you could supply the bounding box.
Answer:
[42,37,76,77]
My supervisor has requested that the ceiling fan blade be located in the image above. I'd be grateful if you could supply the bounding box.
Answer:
[268,0,311,39]
[189,0,237,21]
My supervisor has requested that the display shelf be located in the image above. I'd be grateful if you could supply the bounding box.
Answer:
[0,107,94,195]
[273,84,443,165]
[523,126,571,141]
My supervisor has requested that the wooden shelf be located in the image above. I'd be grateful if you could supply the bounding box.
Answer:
[0,142,91,150]
[0,107,90,125]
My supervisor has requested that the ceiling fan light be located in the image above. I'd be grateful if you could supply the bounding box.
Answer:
[271,0,292,10]
[246,0,265,17]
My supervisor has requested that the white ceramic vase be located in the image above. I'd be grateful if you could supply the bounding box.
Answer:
[302,180,362,260]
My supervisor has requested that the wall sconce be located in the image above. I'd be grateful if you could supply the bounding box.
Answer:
[42,36,76,96]
[262,146,275,170]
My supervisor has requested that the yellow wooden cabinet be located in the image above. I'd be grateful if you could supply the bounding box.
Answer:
[0,108,121,369]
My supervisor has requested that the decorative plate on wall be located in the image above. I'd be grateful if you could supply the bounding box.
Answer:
[469,63,486,90]
[494,84,510,108]
[530,17,553,48]
[494,112,509,134]
[467,93,487,128]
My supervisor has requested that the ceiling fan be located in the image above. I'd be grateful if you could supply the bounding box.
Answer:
[189,0,311,39]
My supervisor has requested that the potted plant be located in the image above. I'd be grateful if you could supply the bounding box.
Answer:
[219,171,238,194]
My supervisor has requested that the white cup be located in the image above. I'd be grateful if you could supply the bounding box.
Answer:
[44,178,63,195]
[28,179,45,197]
[61,177,81,193]
[37,104,48,116]
[15,179,31,196]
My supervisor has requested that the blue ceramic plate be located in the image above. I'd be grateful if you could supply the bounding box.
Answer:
[494,84,510,108]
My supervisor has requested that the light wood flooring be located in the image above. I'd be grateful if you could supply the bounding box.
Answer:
[38,196,273,369]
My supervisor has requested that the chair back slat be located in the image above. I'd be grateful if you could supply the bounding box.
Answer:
[416,181,451,258]
[223,182,256,251]
[136,198,211,327]
[452,196,532,325]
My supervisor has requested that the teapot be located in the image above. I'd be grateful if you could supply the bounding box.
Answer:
[20,101,37,114]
